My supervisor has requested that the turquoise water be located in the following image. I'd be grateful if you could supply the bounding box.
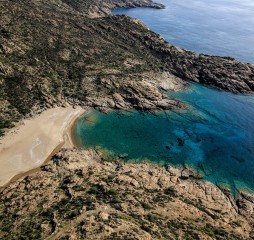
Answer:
[113,0,254,63]
[73,0,254,192]
[74,83,254,191]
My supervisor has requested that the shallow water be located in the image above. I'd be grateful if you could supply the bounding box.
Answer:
[113,0,254,63]
[74,83,254,191]
[73,0,254,192]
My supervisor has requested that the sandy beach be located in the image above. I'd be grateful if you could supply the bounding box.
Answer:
[0,106,85,187]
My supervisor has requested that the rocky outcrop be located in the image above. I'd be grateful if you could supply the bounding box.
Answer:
[86,72,187,112]
[55,0,164,18]
[87,0,165,18]
[0,148,253,239]
[163,48,254,94]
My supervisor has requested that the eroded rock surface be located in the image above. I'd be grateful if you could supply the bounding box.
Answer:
[87,72,187,112]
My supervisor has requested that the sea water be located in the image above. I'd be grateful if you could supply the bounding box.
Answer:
[73,0,254,192]
[113,0,254,63]
[74,83,254,191]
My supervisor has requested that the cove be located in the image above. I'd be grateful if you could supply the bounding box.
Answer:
[73,83,254,192]
[73,0,254,193]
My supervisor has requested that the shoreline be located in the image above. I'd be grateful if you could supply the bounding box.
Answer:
[63,108,90,148]
[68,109,95,149]
[94,145,254,199]
[1,147,253,238]
[65,109,94,148]
[73,108,254,200]
[0,106,86,188]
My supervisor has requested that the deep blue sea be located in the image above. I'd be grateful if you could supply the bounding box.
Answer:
[73,0,254,193]
[114,0,254,63]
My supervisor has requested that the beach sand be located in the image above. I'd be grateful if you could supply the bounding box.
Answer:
[0,106,85,187]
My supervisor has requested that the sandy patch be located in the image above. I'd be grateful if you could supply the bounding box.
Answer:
[0,106,85,187]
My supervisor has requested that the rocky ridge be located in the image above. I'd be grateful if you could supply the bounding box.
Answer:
[86,72,187,112]
[90,0,254,93]
[0,148,254,239]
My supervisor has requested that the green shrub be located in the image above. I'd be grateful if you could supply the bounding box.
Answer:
[164,187,177,197]
[140,201,152,210]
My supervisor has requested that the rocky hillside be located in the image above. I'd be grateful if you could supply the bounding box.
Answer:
[0,148,254,240]
[0,0,254,137]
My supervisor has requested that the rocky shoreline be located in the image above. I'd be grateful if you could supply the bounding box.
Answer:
[87,71,188,113]
[87,0,165,18]
[90,1,254,93]
[0,148,253,239]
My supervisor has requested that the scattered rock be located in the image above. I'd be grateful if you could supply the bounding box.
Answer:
[98,212,109,221]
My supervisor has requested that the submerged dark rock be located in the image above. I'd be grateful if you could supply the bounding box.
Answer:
[231,156,245,163]
[177,137,185,147]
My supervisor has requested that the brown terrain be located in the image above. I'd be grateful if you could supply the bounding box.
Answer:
[0,0,254,239]
[1,148,254,239]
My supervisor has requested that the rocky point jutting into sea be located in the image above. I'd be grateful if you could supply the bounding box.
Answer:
[0,0,254,239]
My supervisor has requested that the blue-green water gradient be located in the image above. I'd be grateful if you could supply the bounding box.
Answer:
[74,83,254,191]
[73,0,254,192]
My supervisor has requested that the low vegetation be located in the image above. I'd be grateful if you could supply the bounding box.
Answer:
[0,148,252,239]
